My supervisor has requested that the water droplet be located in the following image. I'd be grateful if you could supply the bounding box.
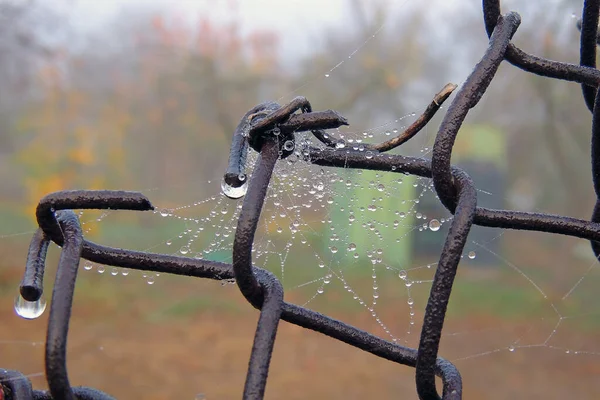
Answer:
[283,140,295,151]
[377,183,385,191]
[508,345,515,352]
[159,208,172,217]
[407,298,414,305]
[429,219,441,231]
[272,127,280,136]
[398,270,407,279]
[335,140,346,149]
[324,73,330,78]
[317,287,324,294]
[111,268,119,276]
[97,266,105,274]
[347,243,357,251]
[365,150,374,159]
[221,178,248,199]
[318,262,325,268]
[83,262,93,271]
[14,293,46,320]
[180,246,190,255]
[147,276,155,285]
[468,251,476,259]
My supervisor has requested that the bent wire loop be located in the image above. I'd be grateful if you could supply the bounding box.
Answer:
[5,3,600,400]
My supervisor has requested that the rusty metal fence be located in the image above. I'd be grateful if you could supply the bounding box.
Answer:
[3,1,600,399]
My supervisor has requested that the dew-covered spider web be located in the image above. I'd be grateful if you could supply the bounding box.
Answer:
[2,0,600,398]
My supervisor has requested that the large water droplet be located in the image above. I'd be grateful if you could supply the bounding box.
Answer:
[283,140,295,151]
[14,293,46,320]
[429,219,441,232]
[221,178,248,199]
[468,251,476,259]
[347,243,357,251]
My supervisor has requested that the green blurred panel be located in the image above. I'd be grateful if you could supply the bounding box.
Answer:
[328,169,416,271]
[452,124,507,168]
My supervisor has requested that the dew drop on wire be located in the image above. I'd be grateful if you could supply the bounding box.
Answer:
[347,243,357,251]
[468,251,476,259]
[83,262,93,271]
[97,266,105,274]
[221,178,248,199]
[14,293,46,320]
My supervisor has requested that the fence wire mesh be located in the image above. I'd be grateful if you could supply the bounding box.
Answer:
[3,1,600,399]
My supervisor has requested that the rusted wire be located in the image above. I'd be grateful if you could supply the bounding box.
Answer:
[6,2,600,400]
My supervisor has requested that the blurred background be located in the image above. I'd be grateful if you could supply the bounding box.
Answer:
[1,0,600,398]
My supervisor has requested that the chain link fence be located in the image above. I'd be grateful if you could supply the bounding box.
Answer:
[3,1,600,399]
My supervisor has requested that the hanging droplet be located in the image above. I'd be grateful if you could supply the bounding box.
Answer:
[508,345,515,352]
[147,276,155,285]
[14,293,46,320]
[159,208,171,217]
[180,246,190,255]
[365,151,374,159]
[428,219,441,231]
[398,270,407,280]
[468,251,476,259]
[97,266,105,274]
[221,178,248,199]
[347,243,357,251]
[407,298,414,305]
[330,246,338,254]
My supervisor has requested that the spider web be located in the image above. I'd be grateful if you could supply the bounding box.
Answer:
[2,1,600,399]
